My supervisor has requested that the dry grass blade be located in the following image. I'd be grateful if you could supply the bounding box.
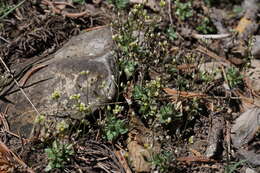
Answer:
[115,150,132,173]
[0,0,26,20]
[0,141,16,173]
[164,88,207,98]
[176,156,215,164]
[0,113,10,132]
[0,141,34,173]
[176,63,197,70]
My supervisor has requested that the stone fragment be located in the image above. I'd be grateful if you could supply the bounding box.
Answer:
[231,108,260,148]
[252,35,260,58]
[245,59,260,94]
[245,167,257,173]
[205,116,224,158]
[231,108,260,166]
[0,27,117,137]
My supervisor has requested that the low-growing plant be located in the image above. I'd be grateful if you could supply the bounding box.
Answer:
[224,160,246,173]
[103,113,128,141]
[174,0,193,21]
[157,103,182,124]
[197,71,215,84]
[120,59,138,79]
[69,94,90,113]
[45,140,74,172]
[196,17,216,34]
[150,150,174,172]
[166,27,178,40]
[203,0,215,6]
[72,0,85,4]
[108,0,129,9]
[133,78,162,119]
[0,2,11,17]
[226,67,243,89]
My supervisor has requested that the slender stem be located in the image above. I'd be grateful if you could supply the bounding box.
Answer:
[0,0,26,20]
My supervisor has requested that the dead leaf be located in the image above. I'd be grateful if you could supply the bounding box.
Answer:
[235,16,252,34]
[127,114,161,172]
[0,141,34,173]
[0,142,14,173]
[127,141,152,172]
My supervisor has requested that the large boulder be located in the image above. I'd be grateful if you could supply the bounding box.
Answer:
[0,27,117,137]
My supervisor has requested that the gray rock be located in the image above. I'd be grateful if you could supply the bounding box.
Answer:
[0,27,117,137]
[205,116,224,158]
[245,59,260,93]
[231,108,260,148]
[252,35,260,58]
[231,108,260,166]
[245,167,257,173]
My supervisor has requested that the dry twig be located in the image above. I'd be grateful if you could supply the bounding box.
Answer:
[196,45,231,66]
[164,88,207,98]
[192,33,231,40]
[176,156,215,164]
[42,0,88,18]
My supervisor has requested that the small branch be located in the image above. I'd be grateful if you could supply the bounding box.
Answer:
[0,36,10,44]
[192,33,231,40]
[196,45,231,66]
[167,0,173,26]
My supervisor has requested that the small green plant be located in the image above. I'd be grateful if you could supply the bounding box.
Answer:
[196,17,216,34]
[72,0,85,4]
[133,78,162,118]
[103,113,128,141]
[156,103,182,124]
[166,27,178,40]
[224,160,246,173]
[69,94,89,113]
[51,91,61,100]
[0,2,11,17]
[45,140,74,172]
[174,0,193,21]
[150,150,174,172]
[157,104,174,124]
[232,6,243,15]
[197,71,215,83]
[120,60,137,79]
[108,0,129,9]
[56,120,69,133]
[203,0,215,6]
[226,67,243,88]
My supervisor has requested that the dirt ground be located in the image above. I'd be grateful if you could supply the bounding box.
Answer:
[0,0,259,173]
